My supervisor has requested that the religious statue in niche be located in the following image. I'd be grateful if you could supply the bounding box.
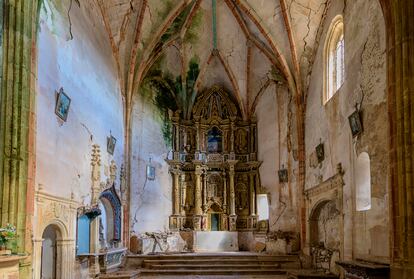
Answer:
[185,182,194,209]
[207,174,223,200]
[236,175,249,212]
[236,129,248,153]
[207,127,223,153]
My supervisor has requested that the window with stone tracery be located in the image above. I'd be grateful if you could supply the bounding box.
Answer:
[324,15,345,104]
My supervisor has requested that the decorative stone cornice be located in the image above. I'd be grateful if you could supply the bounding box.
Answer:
[304,163,344,200]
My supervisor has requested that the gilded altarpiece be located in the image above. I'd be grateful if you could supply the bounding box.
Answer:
[167,86,261,232]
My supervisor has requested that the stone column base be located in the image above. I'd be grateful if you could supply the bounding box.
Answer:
[247,215,258,230]
[169,215,184,231]
[193,215,203,231]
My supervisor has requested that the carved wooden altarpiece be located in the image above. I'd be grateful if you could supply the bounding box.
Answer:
[166,86,261,232]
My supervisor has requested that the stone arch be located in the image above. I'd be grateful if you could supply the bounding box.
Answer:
[40,223,66,279]
[309,199,340,249]
[40,220,68,241]
[100,186,122,241]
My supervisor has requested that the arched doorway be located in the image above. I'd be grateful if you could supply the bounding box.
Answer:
[41,224,62,279]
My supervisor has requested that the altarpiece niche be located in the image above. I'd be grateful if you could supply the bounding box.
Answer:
[166,86,261,232]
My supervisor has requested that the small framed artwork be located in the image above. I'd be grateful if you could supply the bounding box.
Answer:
[146,165,155,180]
[348,110,363,137]
[107,135,116,155]
[278,168,288,183]
[316,143,325,163]
[55,88,71,121]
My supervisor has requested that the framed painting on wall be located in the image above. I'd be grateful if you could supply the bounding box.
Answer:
[146,165,155,180]
[107,135,116,155]
[278,168,288,183]
[55,88,71,121]
[348,110,363,137]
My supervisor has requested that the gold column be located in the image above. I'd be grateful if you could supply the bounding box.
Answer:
[172,167,181,216]
[249,172,256,216]
[228,160,237,231]
[230,117,236,154]
[202,169,207,212]
[180,173,186,215]
[194,164,203,216]
[223,171,227,211]
[195,116,201,151]
[193,163,203,231]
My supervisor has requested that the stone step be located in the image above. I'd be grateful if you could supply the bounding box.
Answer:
[138,268,288,276]
[143,258,299,264]
[143,260,301,269]
[147,264,286,270]
[127,254,299,263]
[99,270,139,279]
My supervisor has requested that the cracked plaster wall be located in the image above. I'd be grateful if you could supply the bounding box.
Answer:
[305,0,388,262]
[35,0,124,235]
[130,92,172,234]
[256,84,299,233]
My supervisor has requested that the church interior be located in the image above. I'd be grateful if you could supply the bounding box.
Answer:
[0,0,413,278]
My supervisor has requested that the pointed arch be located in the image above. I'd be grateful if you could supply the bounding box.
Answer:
[250,78,273,116]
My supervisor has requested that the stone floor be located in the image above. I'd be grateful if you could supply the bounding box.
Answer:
[139,276,287,279]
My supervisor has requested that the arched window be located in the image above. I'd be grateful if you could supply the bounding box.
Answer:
[256,194,269,221]
[355,152,371,211]
[324,15,345,104]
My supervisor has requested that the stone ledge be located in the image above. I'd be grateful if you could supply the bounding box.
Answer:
[336,260,389,279]
[287,270,338,279]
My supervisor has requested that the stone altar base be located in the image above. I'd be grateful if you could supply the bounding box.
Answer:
[193,231,238,252]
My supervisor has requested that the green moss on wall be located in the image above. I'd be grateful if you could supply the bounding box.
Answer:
[184,8,203,44]
[140,55,200,146]
[160,2,193,43]
[38,0,75,40]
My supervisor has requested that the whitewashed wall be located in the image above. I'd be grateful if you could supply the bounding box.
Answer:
[36,0,124,225]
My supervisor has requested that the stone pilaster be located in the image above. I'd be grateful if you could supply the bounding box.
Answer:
[0,1,40,277]
[57,239,75,279]
[32,239,43,279]
[383,1,414,278]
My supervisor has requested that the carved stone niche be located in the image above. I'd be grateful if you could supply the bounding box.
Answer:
[304,164,345,275]
[33,188,78,279]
